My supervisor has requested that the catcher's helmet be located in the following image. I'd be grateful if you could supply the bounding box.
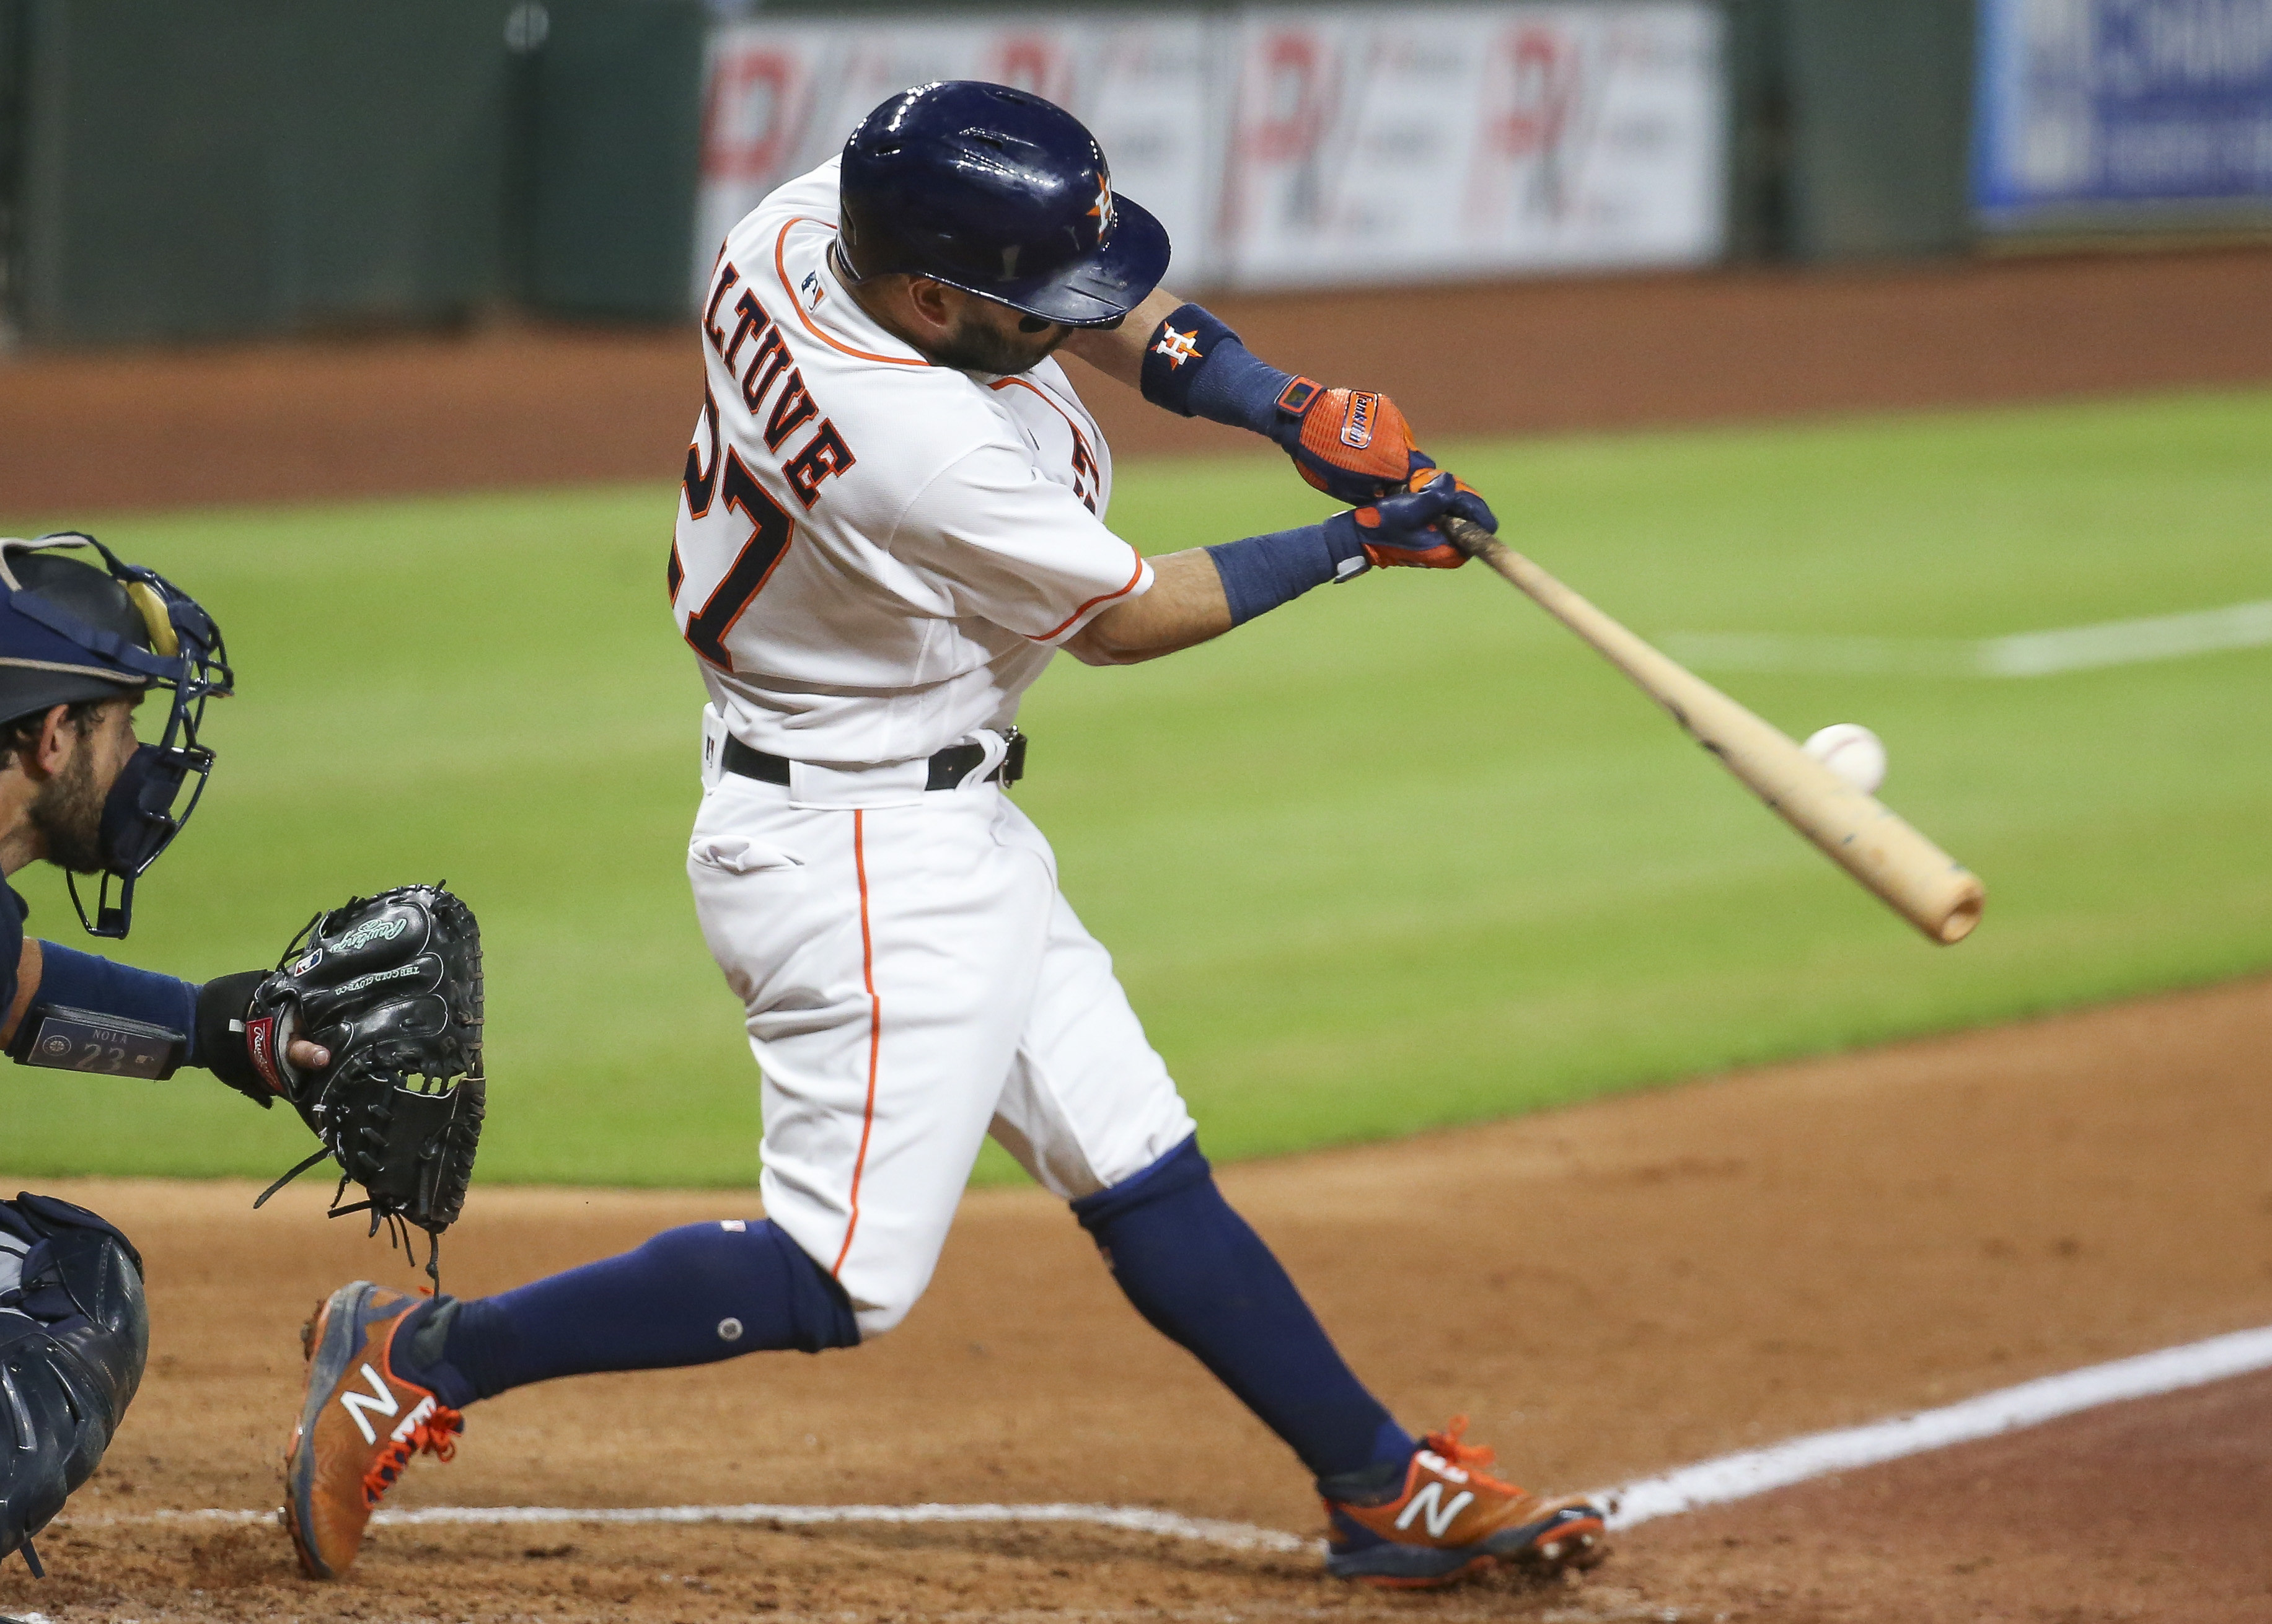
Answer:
[0,534,233,936]
[837,81,1170,328]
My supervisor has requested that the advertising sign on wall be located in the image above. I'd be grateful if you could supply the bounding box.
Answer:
[1220,4,1725,286]
[695,2,1725,300]
[1974,0,2272,226]
[696,14,1220,298]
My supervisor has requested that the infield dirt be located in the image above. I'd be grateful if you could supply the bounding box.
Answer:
[4,975,2268,1622]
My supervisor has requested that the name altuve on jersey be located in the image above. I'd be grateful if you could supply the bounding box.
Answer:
[671,258,859,670]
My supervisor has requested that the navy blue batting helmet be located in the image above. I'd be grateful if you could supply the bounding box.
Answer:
[837,81,1170,328]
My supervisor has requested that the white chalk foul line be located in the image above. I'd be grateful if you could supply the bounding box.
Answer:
[1662,596,2272,677]
[1600,1320,2272,1528]
[373,1501,1313,1552]
[53,1323,2272,1553]
[54,1501,1310,1555]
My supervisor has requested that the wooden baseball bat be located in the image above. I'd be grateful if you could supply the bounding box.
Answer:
[1438,514,1984,944]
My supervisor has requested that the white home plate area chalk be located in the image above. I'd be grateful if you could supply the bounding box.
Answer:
[55,1323,2272,1553]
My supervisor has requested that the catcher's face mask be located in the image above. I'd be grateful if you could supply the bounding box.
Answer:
[0,533,234,937]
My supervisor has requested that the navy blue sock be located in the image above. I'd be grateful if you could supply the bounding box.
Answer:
[1072,1136,1412,1481]
[399,1219,858,1408]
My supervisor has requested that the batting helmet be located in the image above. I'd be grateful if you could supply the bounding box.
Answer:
[0,534,232,936]
[837,81,1170,328]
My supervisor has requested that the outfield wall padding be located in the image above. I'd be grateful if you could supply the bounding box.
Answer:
[524,0,708,320]
[12,0,517,345]
[1777,0,1977,261]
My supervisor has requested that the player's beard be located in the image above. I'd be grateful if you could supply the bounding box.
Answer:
[30,739,108,874]
[930,307,1066,376]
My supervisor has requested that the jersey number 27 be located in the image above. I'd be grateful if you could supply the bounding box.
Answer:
[672,387,793,672]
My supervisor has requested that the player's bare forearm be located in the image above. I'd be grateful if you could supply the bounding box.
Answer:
[1060,287,1186,390]
[1062,550,1230,666]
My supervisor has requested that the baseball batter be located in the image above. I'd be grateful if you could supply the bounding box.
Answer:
[284,82,1607,1589]
[0,535,340,1576]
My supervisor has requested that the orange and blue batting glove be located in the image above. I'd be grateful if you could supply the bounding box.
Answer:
[1139,303,1432,504]
[1204,471,1496,626]
[1333,469,1496,572]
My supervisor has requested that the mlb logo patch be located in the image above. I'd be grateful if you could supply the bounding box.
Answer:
[1339,393,1378,449]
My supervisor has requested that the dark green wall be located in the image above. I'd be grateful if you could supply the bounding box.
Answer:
[1727,0,1977,262]
[1783,0,1975,260]
[14,0,519,344]
[0,0,29,336]
[5,0,708,342]
[523,0,707,319]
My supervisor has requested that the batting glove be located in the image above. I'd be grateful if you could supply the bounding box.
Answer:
[1324,470,1498,574]
[1138,303,1432,504]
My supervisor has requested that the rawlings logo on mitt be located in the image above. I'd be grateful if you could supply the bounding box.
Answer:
[249,884,485,1282]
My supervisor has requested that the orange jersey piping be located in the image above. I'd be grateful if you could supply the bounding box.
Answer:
[833,809,884,1277]
[775,218,929,367]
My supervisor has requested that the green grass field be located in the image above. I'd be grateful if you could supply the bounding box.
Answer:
[2,388,2268,1188]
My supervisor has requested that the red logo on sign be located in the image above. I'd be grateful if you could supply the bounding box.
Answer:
[1339,392,1378,449]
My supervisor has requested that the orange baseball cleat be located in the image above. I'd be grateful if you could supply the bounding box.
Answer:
[1322,1417,1608,1587]
[280,1281,463,1580]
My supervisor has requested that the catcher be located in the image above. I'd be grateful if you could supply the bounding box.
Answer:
[0,535,483,1578]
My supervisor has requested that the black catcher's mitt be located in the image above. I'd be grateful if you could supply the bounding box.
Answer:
[244,885,485,1281]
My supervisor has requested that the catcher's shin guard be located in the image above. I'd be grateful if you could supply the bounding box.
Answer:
[1320,1418,1606,1588]
[0,1194,151,1575]
[283,1281,462,1580]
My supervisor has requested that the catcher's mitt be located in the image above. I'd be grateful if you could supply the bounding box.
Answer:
[247,885,485,1283]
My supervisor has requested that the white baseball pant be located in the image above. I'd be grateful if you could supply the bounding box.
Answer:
[687,713,1198,1338]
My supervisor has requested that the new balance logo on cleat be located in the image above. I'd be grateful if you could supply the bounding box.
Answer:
[338,1362,399,1444]
[283,1281,465,1581]
[1323,1418,1609,1589]
[1394,1480,1476,1538]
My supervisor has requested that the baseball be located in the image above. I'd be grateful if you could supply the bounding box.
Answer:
[1803,723,1887,795]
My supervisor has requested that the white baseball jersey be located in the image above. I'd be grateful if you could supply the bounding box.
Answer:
[671,156,1153,769]
[677,161,1197,1338]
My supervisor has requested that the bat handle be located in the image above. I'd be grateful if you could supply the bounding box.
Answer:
[1439,512,1497,558]
[1440,511,1522,587]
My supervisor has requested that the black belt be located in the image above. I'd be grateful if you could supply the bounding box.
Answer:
[722,729,1026,791]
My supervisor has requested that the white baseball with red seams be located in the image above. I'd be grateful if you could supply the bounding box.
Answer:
[1802,722,1887,795]
[672,159,1195,1338]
